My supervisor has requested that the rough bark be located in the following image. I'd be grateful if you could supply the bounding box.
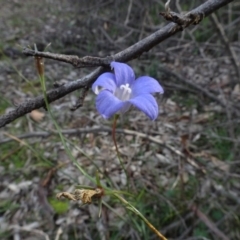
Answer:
[0,0,234,128]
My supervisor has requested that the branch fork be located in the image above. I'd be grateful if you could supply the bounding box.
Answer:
[160,1,204,29]
[0,0,235,128]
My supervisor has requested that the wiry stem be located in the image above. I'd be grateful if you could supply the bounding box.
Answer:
[114,193,168,240]
[112,114,120,155]
[112,115,129,188]
[36,50,94,183]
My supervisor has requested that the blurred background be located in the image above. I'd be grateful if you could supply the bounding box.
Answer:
[0,0,240,239]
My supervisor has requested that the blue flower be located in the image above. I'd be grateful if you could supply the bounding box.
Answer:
[92,62,164,120]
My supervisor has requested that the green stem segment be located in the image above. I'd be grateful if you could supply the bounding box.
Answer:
[114,193,168,240]
[112,114,120,154]
[111,116,166,239]
[37,55,166,240]
[112,115,129,188]
[36,53,94,183]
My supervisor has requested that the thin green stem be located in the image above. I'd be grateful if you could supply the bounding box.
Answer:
[112,114,129,188]
[113,193,168,240]
[37,58,94,184]
[112,114,120,154]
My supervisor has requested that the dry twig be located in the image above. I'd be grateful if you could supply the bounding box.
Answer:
[0,0,234,128]
[210,13,240,81]
[191,205,230,240]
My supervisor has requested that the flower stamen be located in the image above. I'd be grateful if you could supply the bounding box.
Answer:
[92,62,164,120]
[115,83,132,101]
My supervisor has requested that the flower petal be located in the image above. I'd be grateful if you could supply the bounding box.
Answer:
[131,76,164,97]
[111,62,135,86]
[92,72,116,94]
[128,94,159,120]
[96,90,127,119]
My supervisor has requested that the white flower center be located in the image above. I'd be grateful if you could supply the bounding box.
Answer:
[115,83,132,101]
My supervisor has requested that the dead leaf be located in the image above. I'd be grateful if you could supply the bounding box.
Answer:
[194,152,229,172]
[103,22,109,30]
[56,192,77,201]
[74,188,103,204]
[193,112,214,123]
[57,188,103,204]
[191,205,230,240]
[29,110,45,122]
[209,156,229,172]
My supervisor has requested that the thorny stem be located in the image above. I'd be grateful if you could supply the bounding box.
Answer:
[114,193,168,240]
[112,115,129,188]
